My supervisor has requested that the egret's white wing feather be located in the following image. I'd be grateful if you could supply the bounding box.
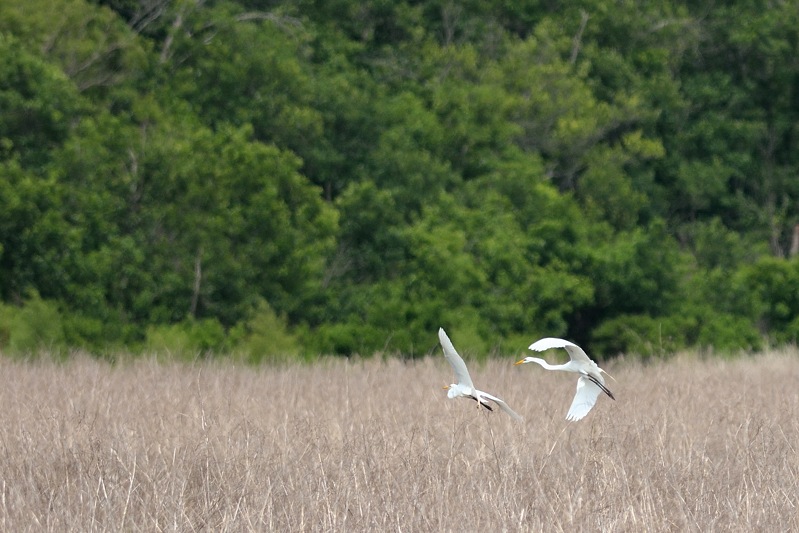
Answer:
[529,337,592,364]
[562,344,593,365]
[480,391,523,421]
[566,376,603,421]
[528,337,576,352]
[438,328,474,389]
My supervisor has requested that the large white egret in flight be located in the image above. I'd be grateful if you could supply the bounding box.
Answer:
[438,328,522,421]
[515,337,615,421]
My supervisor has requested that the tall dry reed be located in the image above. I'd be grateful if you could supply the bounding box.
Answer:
[0,349,797,531]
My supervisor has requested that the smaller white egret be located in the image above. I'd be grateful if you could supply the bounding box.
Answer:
[515,337,615,421]
[439,328,522,421]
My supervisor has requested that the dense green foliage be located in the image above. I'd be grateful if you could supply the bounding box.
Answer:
[1,0,798,359]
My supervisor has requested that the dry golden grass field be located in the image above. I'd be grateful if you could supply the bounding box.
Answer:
[0,348,798,532]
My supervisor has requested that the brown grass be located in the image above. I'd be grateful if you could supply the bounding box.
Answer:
[0,349,797,531]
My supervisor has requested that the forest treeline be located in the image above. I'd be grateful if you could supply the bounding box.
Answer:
[2,0,799,360]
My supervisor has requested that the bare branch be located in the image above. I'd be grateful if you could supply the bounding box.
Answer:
[235,12,303,31]
[190,247,203,317]
[159,8,184,64]
[130,0,171,34]
[569,10,590,65]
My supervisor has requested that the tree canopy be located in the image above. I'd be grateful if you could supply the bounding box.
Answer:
[1,0,798,359]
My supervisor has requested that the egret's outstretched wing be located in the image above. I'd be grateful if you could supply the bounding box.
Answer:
[566,376,603,421]
[438,328,474,389]
[529,337,592,364]
[480,391,523,421]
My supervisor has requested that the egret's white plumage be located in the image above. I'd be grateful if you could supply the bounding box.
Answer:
[439,328,522,421]
[515,337,615,421]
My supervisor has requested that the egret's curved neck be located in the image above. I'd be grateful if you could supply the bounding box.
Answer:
[528,357,570,371]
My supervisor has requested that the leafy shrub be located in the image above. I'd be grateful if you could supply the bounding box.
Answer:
[144,318,227,359]
[0,291,65,355]
[592,306,762,359]
[739,257,799,343]
[232,299,302,364]
[591,313,691,359]
[694,312,762,353]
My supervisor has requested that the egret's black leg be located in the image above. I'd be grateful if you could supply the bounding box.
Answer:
[469,395,494,411]
[586,375,615,400]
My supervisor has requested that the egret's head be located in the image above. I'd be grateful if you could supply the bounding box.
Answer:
[443,384,459,398]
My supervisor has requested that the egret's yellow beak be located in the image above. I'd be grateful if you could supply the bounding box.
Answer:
[442,385,450,390]
[514,359,526,365]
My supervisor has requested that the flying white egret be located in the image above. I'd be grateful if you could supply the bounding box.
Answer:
[439,328,522,421]
[515,337,615,421]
